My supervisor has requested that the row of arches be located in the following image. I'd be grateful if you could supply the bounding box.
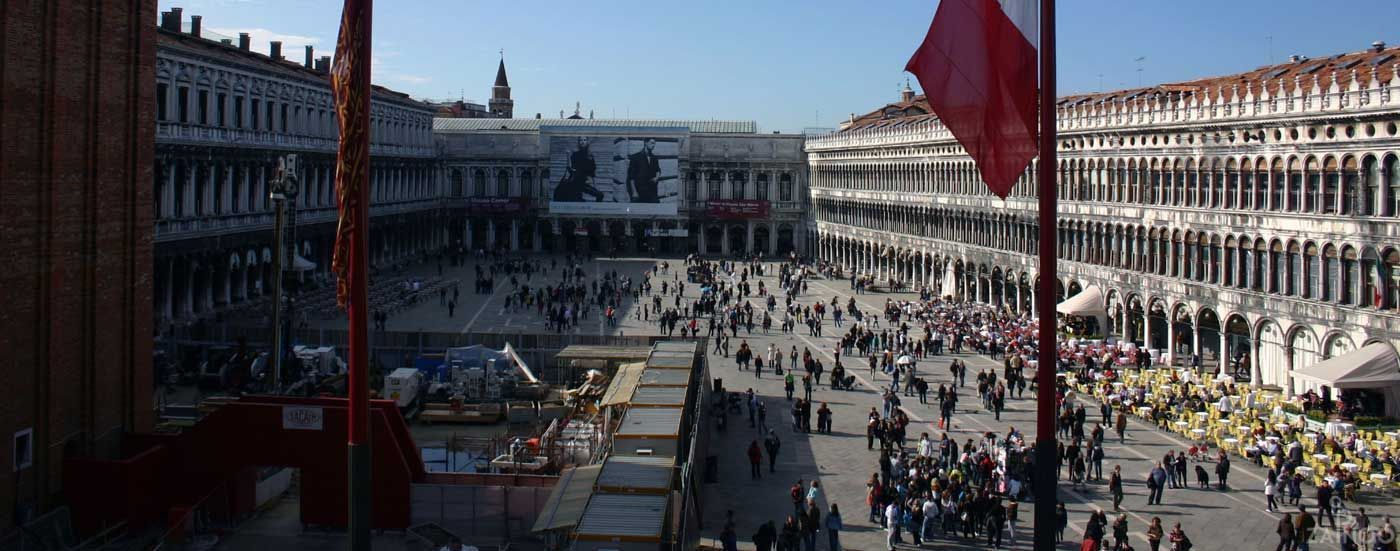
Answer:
[816,230,1380,393]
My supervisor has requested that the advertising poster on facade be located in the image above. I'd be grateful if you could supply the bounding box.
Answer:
[545,127,684,216]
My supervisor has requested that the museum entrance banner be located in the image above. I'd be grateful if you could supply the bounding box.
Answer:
[544,126,685,216]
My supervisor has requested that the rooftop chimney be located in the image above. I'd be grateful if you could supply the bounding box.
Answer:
[170,8,183,30]
[304,45,314,68]
[269,41,282,60]
[190,15,201,37]
[315,56,331,73]
[238,32,250,51]
[220,39,232,46]
[160,9,180,31]
[1373,41,1387,53]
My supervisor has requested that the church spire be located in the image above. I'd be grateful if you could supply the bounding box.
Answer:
[490,50,513,118]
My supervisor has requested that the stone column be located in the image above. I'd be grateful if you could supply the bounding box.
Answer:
[223,165,235,214]
[487,221,497,249]
[164,162,177,218]
[465,223,474,249]
[745,220,754,255]
[769,224,778,256]
[163,258,174,320]
[184,263,196,316]
[510,220,520,251]
[1166,320,1177,366]
[721,226,731,256]
[185,162,198,216]
[533,227,543,252]
[699,227,708,256]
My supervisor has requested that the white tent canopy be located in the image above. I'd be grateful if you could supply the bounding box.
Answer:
[1292,343,1400,388]
[941,264,957,298]
[1056,285,1106,317]
[1292,343,1400,417]
[291,254,317,272]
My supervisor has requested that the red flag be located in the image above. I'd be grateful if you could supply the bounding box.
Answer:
[906,0,1039,198]
[331,0,371,309]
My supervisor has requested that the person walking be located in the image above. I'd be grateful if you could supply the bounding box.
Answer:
[801,499,820,551]
[1112,514,1130,551]
[747,440,763,479]
[1149,462,1167,505]
[1265,472,1279,512]
[765,430,781,473]
[1055,502,1068,543]
[1275,513,1296,551]
[824,503,843,551]
[753,520,776,551]
[1216,452,1231,490]
[1296,505,1315,551]
[1146,517,1165,551]
[1115,410,1128,443]
[1110,465,1125,511]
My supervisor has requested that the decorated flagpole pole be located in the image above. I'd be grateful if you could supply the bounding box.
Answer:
[1033,0,1059,549]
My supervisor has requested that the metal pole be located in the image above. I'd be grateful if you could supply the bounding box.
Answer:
[270,186,286,393]
[1034,1,1059,550]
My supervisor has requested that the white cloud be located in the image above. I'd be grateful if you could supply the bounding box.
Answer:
[207,27,320,56]
[389,74,432,85]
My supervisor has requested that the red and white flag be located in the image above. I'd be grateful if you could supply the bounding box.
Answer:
[905,0,1039,199]
[1373,262,1386,308]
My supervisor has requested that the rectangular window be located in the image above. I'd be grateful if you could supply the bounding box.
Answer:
[757,182,768,201]
[197,90,209,125]
[266,101,275,131]
[217,93,227,127]
[281,104,288,133]
[177,87,190,123]
[708,178,720,201]
[13,429,32,472]
[686,177,698,201]
[234,96,245,128]
[251,99,260,130]
[156,83,169,121]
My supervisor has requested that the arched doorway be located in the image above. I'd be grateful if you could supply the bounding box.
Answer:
[1171,304,1195,366]
[1196,308,1221,372]
[1147,298,1168,351]
[753,225,771,256]
[727,225,746,256]
[1256,319,1286,389]
[777,224,795,255]
[705,226,723,255]
[1125,295,1145,346]
[1224,314,1252,381]
[1287,325,1320,395]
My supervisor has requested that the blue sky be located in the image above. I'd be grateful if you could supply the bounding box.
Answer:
[161,0,1400,133]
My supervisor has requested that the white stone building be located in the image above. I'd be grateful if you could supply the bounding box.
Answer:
[153,9,442,327]
[808,44,1400,396]
[435,118,809,256]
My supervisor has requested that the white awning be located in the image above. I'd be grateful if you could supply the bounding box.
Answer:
[1056,285,1106,317]
[291,254,316,272]
[941,264,957,298]
[1292,343,1400,389]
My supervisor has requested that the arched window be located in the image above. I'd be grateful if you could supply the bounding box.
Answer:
[1303,243,1320,299]
[473,169,486,197]
[780,173,794,202]
[1386,154,1400,217]
[1272,158,1287,211]
[707,171,722,200]
[730,172,747,200]
[1362,155,1380,216]
[497,170,510,197]
[756,173,770,201]
[1321,157,1340,214]
[1322,244,1339,302]
[1341,246,1358,305]
[1287,241,1302,296]
[519,169,533,198]
[1223,159,1237,209]
[1289,157,1306,212]
[1339,156,1357,215]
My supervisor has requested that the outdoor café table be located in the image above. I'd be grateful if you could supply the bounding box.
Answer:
[1341,462,1361,473]
[1238,425,1253,435]
[1113,382,1125,390]
[1137,406,1152,417]
[1194,411,1209,421]
[1223,437,1240,449]
[1175,421,1190,430]
[1297,466,1315,477]
[1266,435,1281,443]
[1314,453,1332,463]
[1386,431,1400,440]
[1326,476,1340,486]
[1371,473,1389,485]
[1191,428,1207,440]
[1275,423,1292,432]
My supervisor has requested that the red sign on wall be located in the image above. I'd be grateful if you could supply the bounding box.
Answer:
[706,199,770,219]
[467,197,529,212]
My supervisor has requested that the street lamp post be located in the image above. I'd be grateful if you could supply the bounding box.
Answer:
[269,154,300,393]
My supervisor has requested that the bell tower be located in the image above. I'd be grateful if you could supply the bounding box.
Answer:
[489,51,514,118]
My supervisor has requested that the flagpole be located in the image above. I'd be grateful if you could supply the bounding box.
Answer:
[338,0,373,549]
[1033,0,1058,550]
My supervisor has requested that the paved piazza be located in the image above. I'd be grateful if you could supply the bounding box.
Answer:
[335,254,1400,550]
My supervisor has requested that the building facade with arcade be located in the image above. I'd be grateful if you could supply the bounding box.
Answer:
[435,118,809,257]
[153,9,445,328]
[809,45,1400,394]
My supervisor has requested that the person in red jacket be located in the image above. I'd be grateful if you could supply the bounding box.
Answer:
[748,440,763,479]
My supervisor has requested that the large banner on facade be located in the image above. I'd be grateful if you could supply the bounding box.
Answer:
[706,199,770,219]
[545,127,683,216]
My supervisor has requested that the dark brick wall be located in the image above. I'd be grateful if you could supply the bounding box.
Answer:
[0,0,155,532]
